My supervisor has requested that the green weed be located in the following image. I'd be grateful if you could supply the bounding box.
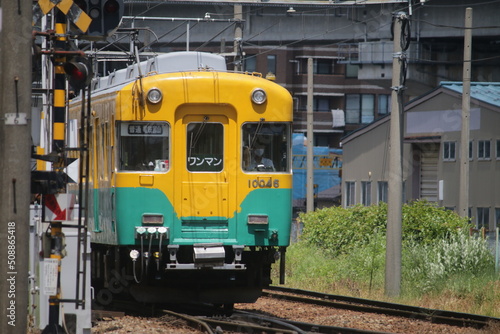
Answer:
[274,202,499,317]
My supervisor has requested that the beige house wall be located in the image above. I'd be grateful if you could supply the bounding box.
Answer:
[342,86,500,230]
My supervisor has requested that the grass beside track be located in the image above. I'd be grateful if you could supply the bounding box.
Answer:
[272,241,500,319]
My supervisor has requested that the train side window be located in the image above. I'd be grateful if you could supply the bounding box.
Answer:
[117,121,169,171]
[187,122,223,172]
[242,122,290,173]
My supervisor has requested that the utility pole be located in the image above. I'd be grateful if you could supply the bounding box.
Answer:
[306,58,314,212]
[0,1,32,333]
[234,4,243,72]
[459,8,472,218]
[385,12,406,297]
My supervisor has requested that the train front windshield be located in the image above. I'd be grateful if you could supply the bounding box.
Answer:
[242,122,291,173]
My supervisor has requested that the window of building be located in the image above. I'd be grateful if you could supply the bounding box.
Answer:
[361,181,372,206]
[314,134,329,147]
[495,208,500,229]
[443,141,456,161]
[345,94,374,124]
[378,95,391,115]
[314,97,330,112]
[361,95,375,123]
[469,140,473,160]
[476,207,489,229]
[496,140,500,160]
[346,64,358,78]
[378,181,388,203]
[314,59,332,75]
[267,55,276,75]
[345,95,360,123]
[478,140,491,160]
[345,181,355,207]
[245,55,256,72]
[118,121,169,171]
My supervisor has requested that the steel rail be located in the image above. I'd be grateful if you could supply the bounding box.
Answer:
[202,316,301,334]
[232,310,392,334]
[161,309,215,334]
[265,286,500,329]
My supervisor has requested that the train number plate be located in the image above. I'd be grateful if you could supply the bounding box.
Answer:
[248,177,279,188]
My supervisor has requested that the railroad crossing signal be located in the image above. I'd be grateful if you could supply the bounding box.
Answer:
[33,0,92,33]
[64,56,94,91]
[33,0,124,38]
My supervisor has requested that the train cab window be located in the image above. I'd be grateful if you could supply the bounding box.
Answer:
[242,122,290,173]
[117,121,169,171]
[187,122,223,172]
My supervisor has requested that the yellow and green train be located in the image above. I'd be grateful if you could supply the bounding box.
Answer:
[69,52,293,306]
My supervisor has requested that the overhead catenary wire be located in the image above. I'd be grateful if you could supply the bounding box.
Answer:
[195,22,237,51]
[82,1,498,77]
[118,2,404,65]
[92,0,414,69]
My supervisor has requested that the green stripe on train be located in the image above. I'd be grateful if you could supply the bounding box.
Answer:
[110,187,292,246]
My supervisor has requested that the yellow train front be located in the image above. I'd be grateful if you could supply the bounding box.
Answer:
[71,52,293,305]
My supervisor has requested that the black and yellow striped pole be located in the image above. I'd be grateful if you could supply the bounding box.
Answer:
[42,11,68,334]
[53,18,67,154]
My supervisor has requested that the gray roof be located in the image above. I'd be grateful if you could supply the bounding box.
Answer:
[441,81,500,108]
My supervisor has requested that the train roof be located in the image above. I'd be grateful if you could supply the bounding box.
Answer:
[91,51,227,93]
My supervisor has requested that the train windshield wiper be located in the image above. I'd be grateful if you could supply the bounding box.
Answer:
[188,116,209,159]
[249,118,265,150]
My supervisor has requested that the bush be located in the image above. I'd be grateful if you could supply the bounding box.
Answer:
[299,203,387,256]
[299,200,471,256]
[402,200,471,244]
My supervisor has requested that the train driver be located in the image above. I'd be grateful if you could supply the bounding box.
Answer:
[247,144,275,171]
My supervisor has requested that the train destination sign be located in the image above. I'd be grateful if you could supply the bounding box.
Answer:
[125,123,165,136]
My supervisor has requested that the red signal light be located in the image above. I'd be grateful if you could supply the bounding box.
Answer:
[64,57,93,91]
[104,0,119,13]
[83,0,123,38]
[69,67,85,82]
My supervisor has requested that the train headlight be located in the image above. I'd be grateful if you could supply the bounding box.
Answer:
[251,88,267,105]
[147,87,162,104]
[130,250,139,260]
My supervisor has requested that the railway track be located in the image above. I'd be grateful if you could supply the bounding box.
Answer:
[263,286,500,330]
[93,287,500,333]
[94,299,390,333]
[159,308,390,334]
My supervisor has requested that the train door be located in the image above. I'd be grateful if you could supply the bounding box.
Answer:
[175,109,236,222]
